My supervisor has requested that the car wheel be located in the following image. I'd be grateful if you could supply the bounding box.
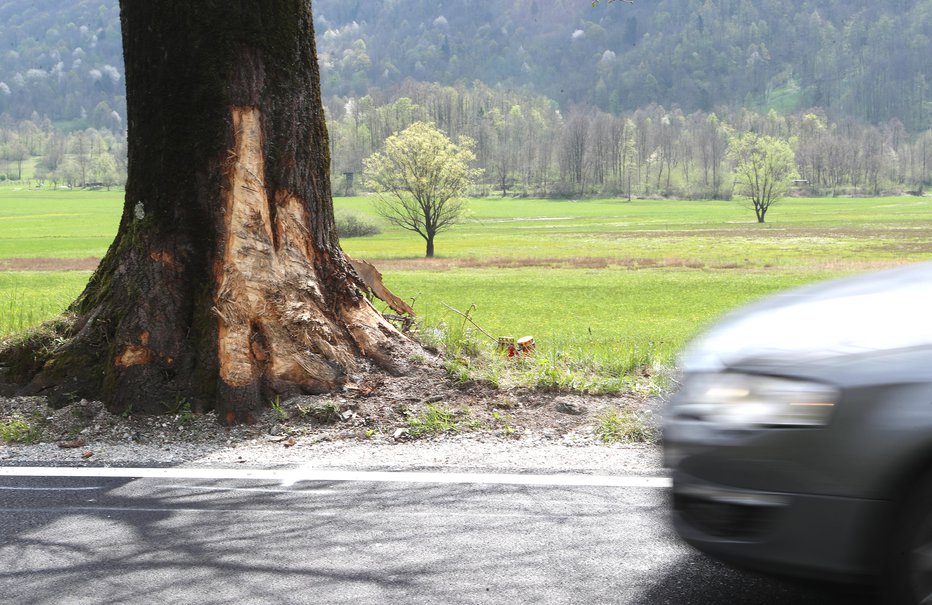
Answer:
[889,477,932,604]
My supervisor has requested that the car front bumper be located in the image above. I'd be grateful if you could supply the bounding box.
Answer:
[671,469,893,583]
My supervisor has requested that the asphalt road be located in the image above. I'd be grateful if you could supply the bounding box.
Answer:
[0,469,877,604]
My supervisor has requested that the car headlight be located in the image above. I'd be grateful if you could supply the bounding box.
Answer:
[673,373,839,428]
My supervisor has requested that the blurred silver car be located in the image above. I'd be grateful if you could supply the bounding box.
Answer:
[664,262,932,603]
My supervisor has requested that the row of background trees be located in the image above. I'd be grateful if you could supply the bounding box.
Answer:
[325,82,932,199]
[0,116,124,188]
[1,80,930,198]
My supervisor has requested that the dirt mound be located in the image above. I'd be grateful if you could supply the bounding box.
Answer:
[0,357,657,449]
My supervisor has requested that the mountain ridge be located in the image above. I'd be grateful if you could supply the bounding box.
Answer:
[0,0,929,133]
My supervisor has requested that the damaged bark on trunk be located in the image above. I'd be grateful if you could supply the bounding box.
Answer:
[0,1,411,421]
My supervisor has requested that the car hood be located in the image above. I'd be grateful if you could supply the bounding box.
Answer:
[681,262,932,373]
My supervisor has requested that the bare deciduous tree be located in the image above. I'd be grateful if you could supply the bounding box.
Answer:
[729,132,798,223]
[365,121,480,258]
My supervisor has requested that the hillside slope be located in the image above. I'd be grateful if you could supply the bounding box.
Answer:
[0,0,929,131]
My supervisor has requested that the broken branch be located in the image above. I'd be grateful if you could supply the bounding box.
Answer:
[440,302,496,341]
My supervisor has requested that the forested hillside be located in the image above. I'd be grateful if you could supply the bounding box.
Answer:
[1,0,929,132]
[0,0,929,196]
[0,0,123,129]
[316,0,931,131]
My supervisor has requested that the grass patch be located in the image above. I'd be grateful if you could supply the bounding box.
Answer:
[301,400,341,424]
[396,267,833,380]
[0,188,122,259]
[0,312,79,385]
[0,272,89,337]
[0,413,44,444]
[596,407,653,444]
[404,403,478,437]
[164,398,195,424]
[490,410,518,437]
[415,319,665,394]
[269,396,289,422]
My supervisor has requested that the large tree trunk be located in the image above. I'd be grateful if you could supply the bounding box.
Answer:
[3,1,408,421]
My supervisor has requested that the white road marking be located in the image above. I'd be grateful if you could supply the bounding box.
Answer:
[0,466,672,488]
[159,484,340,495]
[0,486,101,491]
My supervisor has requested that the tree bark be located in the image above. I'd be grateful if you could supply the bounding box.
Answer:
[2,1,408,421]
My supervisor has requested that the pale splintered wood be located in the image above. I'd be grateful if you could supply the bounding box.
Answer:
[216,106,403,391]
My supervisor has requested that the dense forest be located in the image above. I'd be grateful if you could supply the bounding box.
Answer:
[315,0,932,131]
[2,0,930,131]
[0,0,929,195]
[0,0,124,130]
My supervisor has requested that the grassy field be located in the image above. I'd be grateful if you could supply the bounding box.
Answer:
[337,195,932,268]
[0,271,91,336]
[382,267,831,384]
[2,185,932,383]
[0,188,121,258]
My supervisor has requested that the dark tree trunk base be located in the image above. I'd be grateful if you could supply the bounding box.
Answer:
[0,1,417,422]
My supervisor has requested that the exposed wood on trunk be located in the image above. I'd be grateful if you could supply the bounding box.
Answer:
[348,257,417,317]
[0,1,416,420]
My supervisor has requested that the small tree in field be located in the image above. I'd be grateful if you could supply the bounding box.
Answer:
[728,132,798,223]
[365,122,480,258]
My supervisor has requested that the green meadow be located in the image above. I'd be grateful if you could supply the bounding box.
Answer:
[0,188,121,258]
[338,195,932,268]
[3,185,932,380]
[0,270,91,336]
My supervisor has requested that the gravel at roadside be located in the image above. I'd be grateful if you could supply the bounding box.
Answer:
[0,437,665,475]
[0,384,668,475]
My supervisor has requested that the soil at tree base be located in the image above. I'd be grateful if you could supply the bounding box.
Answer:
[0,353,659,461]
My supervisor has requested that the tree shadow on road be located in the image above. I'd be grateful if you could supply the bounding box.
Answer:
[0,475,883,604]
